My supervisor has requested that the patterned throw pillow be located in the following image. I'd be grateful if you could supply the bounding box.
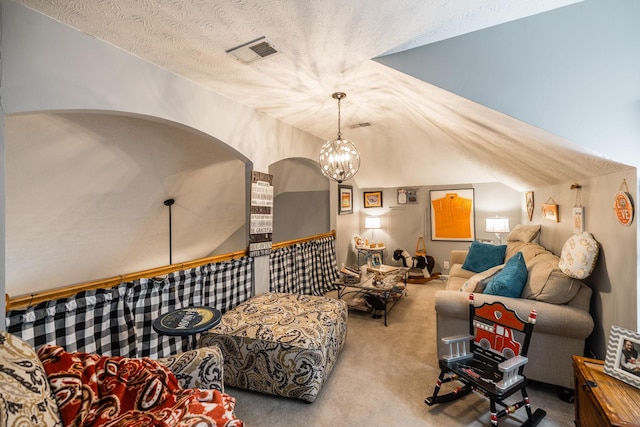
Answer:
[0,332,62,427]
[559,232,600,279]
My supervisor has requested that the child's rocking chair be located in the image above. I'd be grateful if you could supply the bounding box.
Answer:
[425,294,546,426]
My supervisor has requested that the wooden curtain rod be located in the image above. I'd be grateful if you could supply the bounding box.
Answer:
[6,250,246,312]
[6,230,336,312]
[271,230,336,250]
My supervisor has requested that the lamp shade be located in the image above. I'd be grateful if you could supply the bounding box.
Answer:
[485,217,510,233]
[365,216,381,229]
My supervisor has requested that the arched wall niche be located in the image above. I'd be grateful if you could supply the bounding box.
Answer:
[5,110,250,296]
[270,157,330,243]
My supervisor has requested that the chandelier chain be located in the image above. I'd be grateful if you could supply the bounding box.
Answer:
[337,96,341,139]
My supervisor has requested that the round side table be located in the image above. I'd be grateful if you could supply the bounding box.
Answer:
[153,306,222,336]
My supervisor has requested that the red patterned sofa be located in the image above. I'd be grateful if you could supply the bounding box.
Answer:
[0,331,242,427]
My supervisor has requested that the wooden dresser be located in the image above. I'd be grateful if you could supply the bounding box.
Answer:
[573,356,640,426]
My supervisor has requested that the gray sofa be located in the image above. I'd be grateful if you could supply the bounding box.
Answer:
[434,226,594,390]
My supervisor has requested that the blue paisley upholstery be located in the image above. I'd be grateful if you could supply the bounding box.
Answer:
[197,292,348,402]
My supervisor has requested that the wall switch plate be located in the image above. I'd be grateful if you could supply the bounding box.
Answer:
[443,261,450,270]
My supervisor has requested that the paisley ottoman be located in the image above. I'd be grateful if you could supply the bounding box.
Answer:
[197,292,348,402]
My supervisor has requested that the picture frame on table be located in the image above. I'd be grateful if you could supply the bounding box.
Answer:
[338,184,353,215]
[604,325,640,388]
[430,188,475,241]
[370,253,382,267]
[364,191,383,208]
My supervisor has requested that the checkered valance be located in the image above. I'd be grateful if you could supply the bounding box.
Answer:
[269,235,339,295]
[6,257,253,359]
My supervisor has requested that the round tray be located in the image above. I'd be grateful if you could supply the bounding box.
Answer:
[153,306,222,336]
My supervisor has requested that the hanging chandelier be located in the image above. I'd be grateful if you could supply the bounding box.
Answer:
[318,92,360,183]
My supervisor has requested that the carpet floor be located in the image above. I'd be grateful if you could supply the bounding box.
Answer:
[227,280,575,426]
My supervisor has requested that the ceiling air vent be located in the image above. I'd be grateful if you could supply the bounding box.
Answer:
[349,122,373,129]
[227,37,278,64]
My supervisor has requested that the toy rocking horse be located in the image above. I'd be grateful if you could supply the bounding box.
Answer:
[393,249,440,283]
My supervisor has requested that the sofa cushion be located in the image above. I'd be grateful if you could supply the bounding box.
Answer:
[459,264,504,293]
[521,253,583,304]
[484,252,528,298]
[461,241,506,273]
[559,232,600,279]
[506,224,541,243]
[38,345,242,427]
[0,331,63,427]
[505,241,553,263]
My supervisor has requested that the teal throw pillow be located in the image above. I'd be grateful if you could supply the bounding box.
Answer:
[484,252,528,298]
[461,241,507,273]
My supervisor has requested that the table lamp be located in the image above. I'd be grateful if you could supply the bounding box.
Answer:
[485,216,510,245]
[365,216,381,241]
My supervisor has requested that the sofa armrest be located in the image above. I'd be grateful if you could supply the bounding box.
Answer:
[156,345,225,392]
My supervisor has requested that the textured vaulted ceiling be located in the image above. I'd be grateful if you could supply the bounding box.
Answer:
[18,0,626,191]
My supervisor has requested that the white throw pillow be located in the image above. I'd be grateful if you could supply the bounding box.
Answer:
[559,232,599,279]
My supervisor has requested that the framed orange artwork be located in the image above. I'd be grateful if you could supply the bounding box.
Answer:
[430,189,475,241]
[338,184,353,215]
[541,203,559,222]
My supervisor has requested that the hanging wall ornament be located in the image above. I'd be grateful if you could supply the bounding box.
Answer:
[613,179,634,226]
[570,183,584,234]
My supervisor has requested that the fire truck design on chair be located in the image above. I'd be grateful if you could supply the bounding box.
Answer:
[425,293,545,426]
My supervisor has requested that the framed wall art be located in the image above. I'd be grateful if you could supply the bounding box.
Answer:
[526,191,534,222]
[397,188,418,204]
[338,184,353,215]
[541,199,559,222]
[604,325,640,389]
[430,189,475,241]
[364,191,383,208]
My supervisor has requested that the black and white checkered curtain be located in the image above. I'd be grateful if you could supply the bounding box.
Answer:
[6,283,138,356]
[202,258,253,313]
[269,236,339,295]
[6,257,253,358]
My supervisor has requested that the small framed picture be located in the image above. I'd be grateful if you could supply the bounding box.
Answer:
[604,325,640,389]
[371,253,382,267]
[541,203,559,222]
[397,188,417,205]
[338,184,353,215]
[364,191,383,208]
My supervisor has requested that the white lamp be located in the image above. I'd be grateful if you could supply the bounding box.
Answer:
[365,216,381,241]
[485,216,510,245]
